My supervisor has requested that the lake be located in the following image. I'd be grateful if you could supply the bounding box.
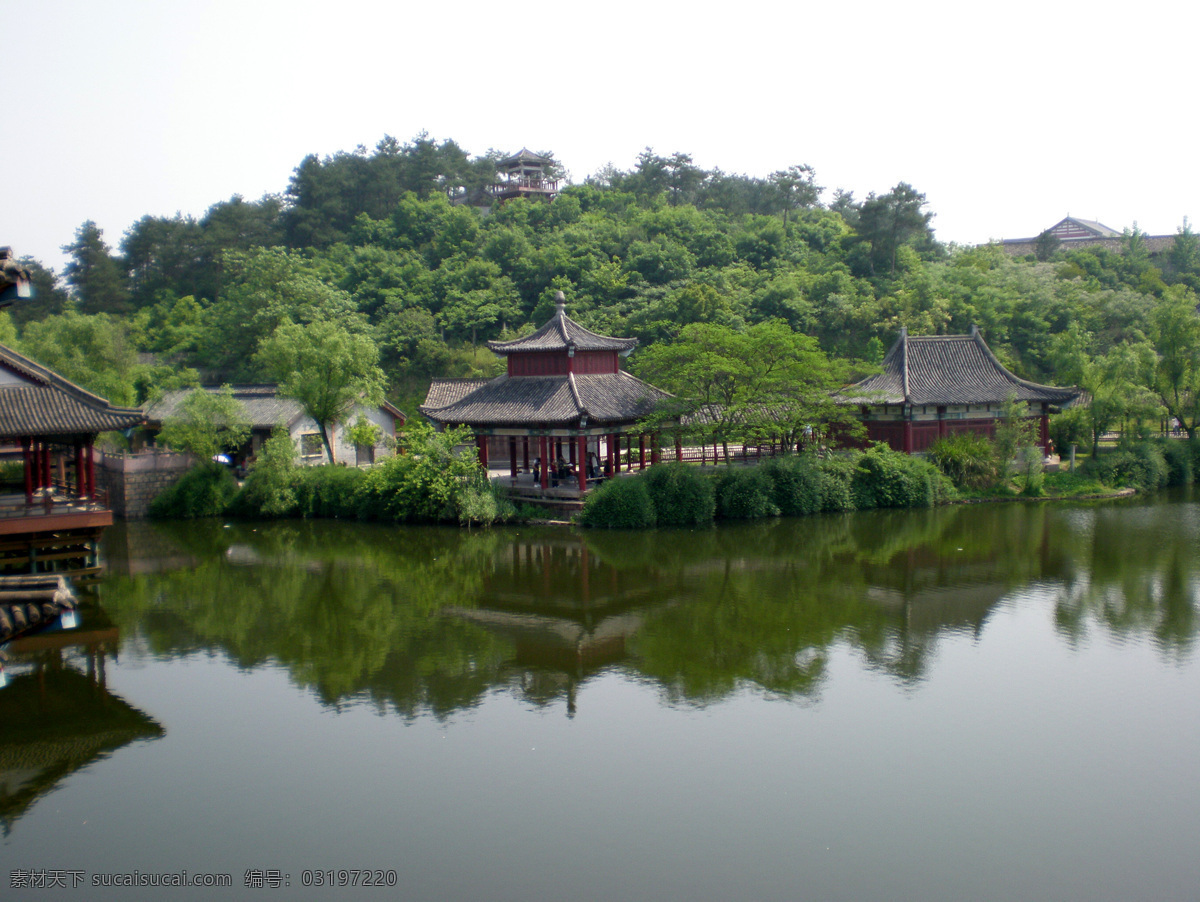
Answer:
[3,490,1199,900]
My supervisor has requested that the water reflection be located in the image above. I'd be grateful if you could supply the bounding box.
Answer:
[95,489,1200,717]
[0,606,164,834]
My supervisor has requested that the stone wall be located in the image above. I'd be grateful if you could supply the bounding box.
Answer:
[96,450,194,519]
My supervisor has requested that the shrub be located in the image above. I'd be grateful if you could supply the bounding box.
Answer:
[1158,439,1193,486]
[643,463,715,526]
[816,454,858,512]
[1019,445,1045,496]
[579,476,656,528]
[355,423,481,523]
[1083,442,1169,492]
[227,425,299,519]
[852,446,939,510]
[926,433,998,490]
[294,466,365,519]
[149,462,238,519]
[763,455,823,516]
[715,466,780,520]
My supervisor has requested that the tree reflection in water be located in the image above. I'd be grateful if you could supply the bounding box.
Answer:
[96,487,1200,716]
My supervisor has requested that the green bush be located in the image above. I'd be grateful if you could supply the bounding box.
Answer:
[1158,439,1193,486]
[1019,446,1045,496]
[579,476,656,528]
[643,463,715,526]
[926,433,998,490]
[149,462,238,519]
[227,425,300,519]
[816,454,858,512]
[715,466,780,520]
[355,423,482,523]
[763,455,823,516]
[1083,442,1169,492]
[852,446,940,510]
[0,460,24,489]
[294,466,365,519]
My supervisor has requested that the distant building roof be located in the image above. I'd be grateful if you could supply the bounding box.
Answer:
[145,385,404,429]
[840,328,1080,407]
[487,294,637,355]
[0,344,145,438]
[420,372,669,428]
[498,147,550,167]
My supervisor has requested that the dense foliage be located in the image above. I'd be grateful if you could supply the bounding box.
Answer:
[580,450,950,528]
[9,131,1200,522]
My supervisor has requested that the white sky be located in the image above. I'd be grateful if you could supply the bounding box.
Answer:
[6,0,1198,275]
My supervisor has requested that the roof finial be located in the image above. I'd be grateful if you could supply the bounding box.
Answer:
[554,290,566,314]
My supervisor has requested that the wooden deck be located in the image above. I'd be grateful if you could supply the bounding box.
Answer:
[0,492,111,576]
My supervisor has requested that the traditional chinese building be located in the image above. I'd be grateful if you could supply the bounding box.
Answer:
[0,343,145,572]
[420,293,671,493]
[840,326,1080,455]
[487,148,559,203]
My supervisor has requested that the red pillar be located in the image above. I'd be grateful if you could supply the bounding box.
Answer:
[21,437,33,504]
[675,436,683,462]
[86,442,95,500]
[569,439,576,466]
[75,443,84,498]
[539,436,550,490]
[638,434,646,470]
[903,419,913,455]
[576,436,587,492]
[509,437,518,478]
[42,441,52,490]
[650,433,660,465]
[523,437,529,471]
[606,433,615,476]
[476,435,489,469]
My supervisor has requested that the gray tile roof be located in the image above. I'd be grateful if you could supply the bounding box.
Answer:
[145,385,303,429]
[488,296,637,355]
[841,329,1080,407]
[423,379,491,409]
[145,385,406,428]
[420,372,670,428]
[0,344,145,438]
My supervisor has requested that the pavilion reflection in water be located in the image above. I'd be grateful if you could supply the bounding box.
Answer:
[449,514,1058,710]
[0,605,163,835]
[447,535,668,715]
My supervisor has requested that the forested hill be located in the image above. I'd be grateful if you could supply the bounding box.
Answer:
[9,133,1200,431]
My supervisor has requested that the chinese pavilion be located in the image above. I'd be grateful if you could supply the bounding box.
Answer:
[0,255,144,571]
[840,326,1080,455]
[420,293,671,493]
[487,148,559,203]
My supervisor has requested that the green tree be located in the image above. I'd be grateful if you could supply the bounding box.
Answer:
[256,319,387,464]
[633,320,853,461]
[769,164,821,229]
[158,385,251,462]
[852,183,937,277]
[62,220,130,315]
[1149,287,1200,439]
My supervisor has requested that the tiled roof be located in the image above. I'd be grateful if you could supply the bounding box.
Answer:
[423,378,491,409]
[420,372,670,427]
[146,385,303,429]
[0,344,145,438]
[145,385,406,428]
[841,329,1080,407]
[488,295,637,355]
[498,147,548,166]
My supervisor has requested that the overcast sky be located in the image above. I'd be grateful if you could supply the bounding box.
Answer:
[6,0,1197,274]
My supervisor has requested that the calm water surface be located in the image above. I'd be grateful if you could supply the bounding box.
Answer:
[3,490,1199,900]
